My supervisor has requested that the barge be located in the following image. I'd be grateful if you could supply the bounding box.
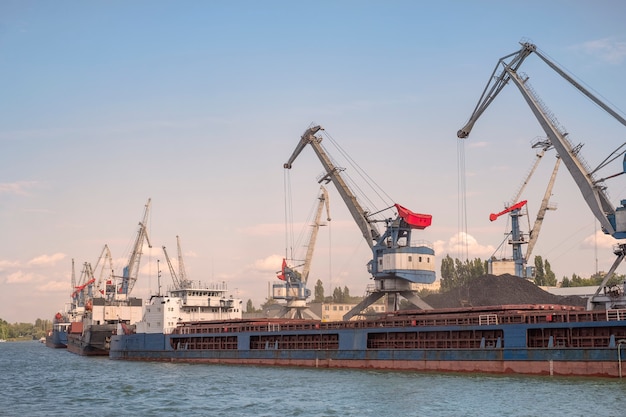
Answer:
[110,299,626,377]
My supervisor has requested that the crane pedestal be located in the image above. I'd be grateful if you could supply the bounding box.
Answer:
[343,278,432,321]
[275,300,320,320]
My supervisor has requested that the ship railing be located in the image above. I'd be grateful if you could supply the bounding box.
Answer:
[479,314,498,325]
[607,309,626,321]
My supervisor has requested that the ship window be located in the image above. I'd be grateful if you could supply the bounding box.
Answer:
[408,256,412,262]
[427,258,430,263]
[419,256,422,262]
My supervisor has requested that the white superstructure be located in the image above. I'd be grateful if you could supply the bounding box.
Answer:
[134,281,243,334]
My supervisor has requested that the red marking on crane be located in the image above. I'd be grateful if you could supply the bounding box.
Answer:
[489,200,527,222]
[395,204,432,229]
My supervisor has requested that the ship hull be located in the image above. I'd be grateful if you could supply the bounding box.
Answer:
[68,324,117,356]
[110,305,626,378]
[111,345,619,378]
[45,330,67,349]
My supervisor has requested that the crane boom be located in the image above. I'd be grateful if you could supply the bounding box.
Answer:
[300,186,331,285]
[525,157,560,262]
[489,200,527,222]
[93,244,113,297]
[284,126,380,247]
[162,245,180,289]
[458,42,626,239]
[176,235,188,284]
[120,198,152,296]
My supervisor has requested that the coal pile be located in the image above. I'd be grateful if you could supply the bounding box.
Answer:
[423,274,586,309]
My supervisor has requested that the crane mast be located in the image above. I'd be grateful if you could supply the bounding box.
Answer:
[459,42,626,308]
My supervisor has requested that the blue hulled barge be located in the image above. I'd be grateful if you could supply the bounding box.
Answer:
[110,303,626,378]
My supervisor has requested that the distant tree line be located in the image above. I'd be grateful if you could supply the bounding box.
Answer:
[0,318,50,340]
[439,254,557,290]
[561,272,625,288]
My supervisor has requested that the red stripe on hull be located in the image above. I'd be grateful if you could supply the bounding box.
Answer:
[116,356,622,378]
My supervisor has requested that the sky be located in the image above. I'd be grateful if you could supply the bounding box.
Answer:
[2,0,626,323]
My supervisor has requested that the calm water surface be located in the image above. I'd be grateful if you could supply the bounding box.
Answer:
[1,341,625,416]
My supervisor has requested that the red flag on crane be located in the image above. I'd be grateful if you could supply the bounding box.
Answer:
[394,204,432,229]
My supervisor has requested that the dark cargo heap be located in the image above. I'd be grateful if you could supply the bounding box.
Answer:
[423,274,586,309]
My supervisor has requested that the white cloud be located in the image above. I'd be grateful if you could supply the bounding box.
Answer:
[37,280,70,292]
[0,181,40,195]
[28,253,66,267]
[0,259,20,271]
[6,270,36,284]
[581,230,621,250]
[434,232,496,260]
[251,254,284,274]
[575,38,626,64]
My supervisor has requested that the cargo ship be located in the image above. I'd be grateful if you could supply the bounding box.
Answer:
[67,296,143,355]
[110,286,626,378]
[66,199,151,356]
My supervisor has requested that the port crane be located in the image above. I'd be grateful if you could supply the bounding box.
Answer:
[91,244,114,297]
[488,200,528,277]
[117,198,152,297]
[284,125,435,319]
[488,139,560,278]
[458,41,626,308]
[274,186,330,319]
[162,236,191,290]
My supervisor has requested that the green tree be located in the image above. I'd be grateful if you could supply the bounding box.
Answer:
[544,259,557,286]
[343,286,351,302]
[332,287,344,303]
[440,254,456,291]
[246,299,255,313]
[533,256,546,286]
[314,279,325,302]
[440,255,487,291]
[260,297,276,310]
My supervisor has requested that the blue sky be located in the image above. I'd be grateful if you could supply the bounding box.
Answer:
[2,1,626,323]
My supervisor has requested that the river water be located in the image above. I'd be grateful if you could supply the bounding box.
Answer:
[1,341,625,416]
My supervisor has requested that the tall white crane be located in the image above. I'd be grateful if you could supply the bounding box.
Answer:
[118,199,152,297]
[458,41,626,308]
[274,186,330,319]
[162,235,191,290]
[489,139,560,278]
[92,244,113,297]
[285,126,436,319]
